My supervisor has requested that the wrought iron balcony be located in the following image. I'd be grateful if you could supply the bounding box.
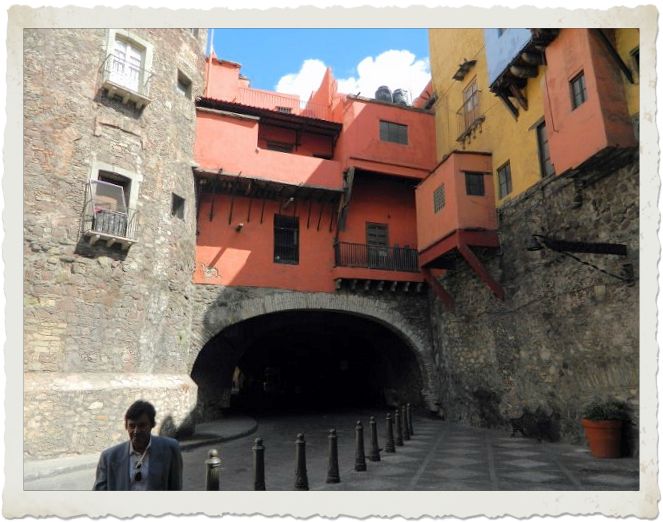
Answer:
[82,180,138,250]
[101,54,152,108]
[335,242,419,272]
[456,90,485,144]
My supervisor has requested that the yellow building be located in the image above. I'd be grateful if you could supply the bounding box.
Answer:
[428,28,551,206]
[429,28,639,206]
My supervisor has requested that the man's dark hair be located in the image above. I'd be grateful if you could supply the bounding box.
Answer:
[125,400,157,427]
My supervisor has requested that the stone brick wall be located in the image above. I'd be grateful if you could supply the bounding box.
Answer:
[188,285,440,415]
[23,29,207,457]
[428,157,639,450]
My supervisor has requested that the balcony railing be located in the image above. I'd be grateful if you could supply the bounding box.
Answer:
[82,180,138,249]
[335,242,419,272]
[456,90,485,143]
[233,87,330,120]
[101,54,152,108]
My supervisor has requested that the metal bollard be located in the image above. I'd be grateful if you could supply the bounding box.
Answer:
[385,413,396,453]
[354,421,367,471]
[395,409,404,446]
[326,428,340,483]
[294,433,309,490]
[253,437,266,491]
[205,448,221,491]
[368,416,381,462]
[407,403,414,436]
[402,404,411,441]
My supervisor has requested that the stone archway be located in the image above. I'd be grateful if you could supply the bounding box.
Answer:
[190,288,440,411]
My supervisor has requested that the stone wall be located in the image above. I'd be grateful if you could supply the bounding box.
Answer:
[23,29,207,457]
[429,156,639,451]
[188,285,439,415]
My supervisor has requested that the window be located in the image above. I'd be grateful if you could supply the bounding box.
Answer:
[497,162,512,199]
[433,184,446,213]
[462,78,480,130]
[536,122,555,177]
[83,161,143,247]
[274,215,299,264]
[171,193,185,219]
[266,141,295,153]
[275,106,293,114]
[110,36,145,93]
[176,70,192,98]
[89,171,133,239]
[570,71,587,110]
[102,30,153,108]
[465,172,485,196]
[366,223,389,269]
[379,121,408,145]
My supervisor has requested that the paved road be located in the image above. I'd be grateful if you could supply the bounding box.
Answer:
[184,408,639,491]
[25,407,639,491]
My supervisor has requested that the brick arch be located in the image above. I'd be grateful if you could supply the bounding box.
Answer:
[190,292,440,411]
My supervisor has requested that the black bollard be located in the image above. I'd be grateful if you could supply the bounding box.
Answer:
[368,416,381,462]
[407,403,414,436]
[205,448,221,491]
[395,409,404,446]
[385,413,396,453]
[402,404,411,441]
[326,428,340,483]
[294,433,309,490]
[354,421,367,471]
[253,437,266,491]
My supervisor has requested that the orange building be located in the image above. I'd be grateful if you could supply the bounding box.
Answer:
[194,55,436,293]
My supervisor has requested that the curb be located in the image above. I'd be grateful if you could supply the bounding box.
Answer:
[180,420,259,452]
[24,419,259,483]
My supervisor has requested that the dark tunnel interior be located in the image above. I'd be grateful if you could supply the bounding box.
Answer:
[191,310,423,418]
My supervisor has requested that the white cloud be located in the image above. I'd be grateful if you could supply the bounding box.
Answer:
[275,50,431,104]
[275,59,328,101]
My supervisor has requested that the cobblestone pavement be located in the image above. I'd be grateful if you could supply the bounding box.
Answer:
[183,409,639,491]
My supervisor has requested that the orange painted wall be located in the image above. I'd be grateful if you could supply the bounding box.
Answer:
[194,110,343,190]
[543,29,636,175]
[339,174,419,250]
[335,98,436,180]
[205,58,242,100]
[195,195,337,292]
[415,153,495,252]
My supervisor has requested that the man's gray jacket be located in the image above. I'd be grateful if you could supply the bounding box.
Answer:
[93,435,183,490]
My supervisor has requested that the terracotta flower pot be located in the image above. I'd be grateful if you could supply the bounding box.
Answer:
[582,418,623,458]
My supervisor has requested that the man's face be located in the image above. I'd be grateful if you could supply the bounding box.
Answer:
[126,412,153,452]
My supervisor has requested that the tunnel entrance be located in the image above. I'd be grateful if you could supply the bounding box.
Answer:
[191,310,423,418]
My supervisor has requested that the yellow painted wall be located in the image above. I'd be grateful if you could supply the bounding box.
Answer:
[428,29,548,206]
[615,28,640,118]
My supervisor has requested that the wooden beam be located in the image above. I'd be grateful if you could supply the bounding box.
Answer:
[363,280,371,291]
[457,241,505,300]
[351,279,357,291]
[377,281,384,292]
[335,279,342,290]
[390,281,398,292]
[421,268,455,311]
[508,83,528,111]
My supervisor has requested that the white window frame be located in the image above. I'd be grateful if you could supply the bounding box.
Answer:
[102,30,154,106]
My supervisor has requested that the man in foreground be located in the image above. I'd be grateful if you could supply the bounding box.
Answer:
[93,400,183,490]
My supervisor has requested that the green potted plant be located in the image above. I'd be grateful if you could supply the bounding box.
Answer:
[581,398,629,458]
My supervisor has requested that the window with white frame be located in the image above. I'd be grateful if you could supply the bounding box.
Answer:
[102,30,154,107]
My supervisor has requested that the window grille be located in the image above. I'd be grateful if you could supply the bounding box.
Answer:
[465,172,485,196]
[379,121,408,145]
[274,214,299,264]
[276,106,293,114]
[497,162,512,199]
[570,71,587,110]
[433,184,446,213]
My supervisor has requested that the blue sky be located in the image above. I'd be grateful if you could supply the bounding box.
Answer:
[209,28,431,100]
